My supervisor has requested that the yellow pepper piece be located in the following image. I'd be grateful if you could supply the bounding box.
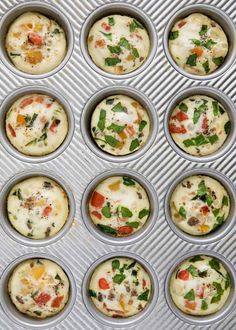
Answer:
[108,180,121,191]
[31,265,45,280]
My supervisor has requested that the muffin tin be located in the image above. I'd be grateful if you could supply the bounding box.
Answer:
[0,0,236,330]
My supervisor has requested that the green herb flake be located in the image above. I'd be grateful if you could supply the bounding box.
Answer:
[129,138,140,152]
[169,30,179,40]
[191,38,202,46]
[108,17,115,26]
[104,135,119,147]
[208,134,219,144]
[129,19,144,32]
[137,289,150,301]
[197,180,207,196]
[121,206,133,218]
[97,224,117,236]
[112,259,120,270]
[100,31,112,41]
[107,123,125,133]
[126,221,140,228]
[123,176,135,186]
[88,289,97,298]
[189,256,204,263]
[107,45,122,55]
[186,265,198,277]
[113,273,126,284]
[186,54,197,66]
[225,273,231,290]
[13,188,23,201]
[105,57,121,66]
[203,39,217,50]
[212,101,219,116]
[202,60,210,74]
[222,195,229,206]
[179,102,188,112]
[206,194,213,207]
[101,203,111,218]
[119,37,130,49]
[132,47,139,58]
[216,215,225,224]
[97,109,106,132]
[213,56,224,66]
[178,206,186,219]
[209,258,220,272]
[138,208,150,219]
[213,208,220,217]
[10,52,21,57]
[184,289,195,301]
[224,121,231,135]
[201,299,208,310]
[111,102,125,112]
[139,120,147,132]
[199,25,208,36]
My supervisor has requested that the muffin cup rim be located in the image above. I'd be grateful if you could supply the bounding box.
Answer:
[0,84,75,163]
[164,250,236,325]
[163,3,236,81]
[0,0,74,79]
[82,251,159,328]
[163,86,236,163]
[0,252,77,329]
[79,1,158,80]
[81,168,159,245]
[0,169,76,247]
[80,85,158,163]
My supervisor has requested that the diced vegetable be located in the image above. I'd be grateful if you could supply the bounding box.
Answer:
[99,278,110,289]
[97,224,117,235]
[112,259,120,269]
[117,226,133,235]
[186,54,197,66]
[169,31,179,40]
[199,25,208,36]
[178,206,186,219]
[137,289,150,301]
[129,138,140,151]
[105,57,121,66]
[51,295,63,308]
[121,206,133,218]
[129,19,144,32]
[138,209,149,219]
[34,292,51,306]
[113,273,126,284]
[100,31,112,40]
[91,191,105,208]
[178,270,190,280]
[184,289,195,301]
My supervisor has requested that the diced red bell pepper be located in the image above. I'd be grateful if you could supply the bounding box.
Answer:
[90,192,105,208]
[202,116,208,130]
[28,32,43,46]
[42,206,52,217]
[178,20,186,28]
[51,295,64,308]
[117,226,133,235]
[8,124,16,137]
[20,97,33,109]
[178,270,190,281]
[200,205,209,216]
[101,22,111,31]
[34,293,51,306]
[99,278,110,290]
[91,211,102,220]
[175,111,189,122]
[169,123,187,134]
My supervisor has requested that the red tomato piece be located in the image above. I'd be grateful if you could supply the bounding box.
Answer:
[169,123,187,134]
[20,97,33,109]
[202,116,208,130]
[51,295,64,308]
[175,111,189,122]
[95,39,106,48]
[117,226,133,236]
[8,124,16,137]
[178,20,186,28]
[185,300,197,310]
[28,32,43,46]
[99,278,110,290]
[34,293,51,306]
[200,205,209,216]
[90,191,105,208]
[42,206,52,217]
[91,211,102,220]
[49,119,60,133]
[101,22,111,31]
[178,270,190,281]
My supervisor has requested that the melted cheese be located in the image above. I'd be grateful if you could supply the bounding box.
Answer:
[169,95,230,156]
[6,94,68,156]
[89,176,150,236]
[6,12,67,74]
[170,175,230,235]
[8,259,70,318]
[89,257,151,317]
[169,13,228,75]
[170,255,231,315]
[7,176,69,239]
[87,15,150,74]
[91,95,150,156]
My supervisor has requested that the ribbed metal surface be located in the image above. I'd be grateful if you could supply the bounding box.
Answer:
[0,0,235,329]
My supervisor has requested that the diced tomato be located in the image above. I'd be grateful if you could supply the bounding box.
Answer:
[42,206,52,217]
[95,39,106,48]
[51,295,64,308]
[8,124,16,137]
[117,226,133,235]
[49,119,60,133]
[125,125,135,137]
[99,278,110,290]
[175,111,189,122]
[20,97,33,109]
[90,192,105,208]
[34,293,51,306]
[101,22,111,31]
[196,286,204,299]
[169,123,187,134]
[185,300,197,310]
[200,205,209,216]
[178,20,186,28]
[91,211,102,220]
[202,116,208,130]
[192,46,203,57]
[28,32,43,46]
[178,270,190,281]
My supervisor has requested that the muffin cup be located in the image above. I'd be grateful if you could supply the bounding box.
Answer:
[80,2,157,79]
[0,169,76,247]
[82,251,159,328]
[164,168,236,245]
[81,168,158,245]
[165,250,236,325]
[164,86,236,162]
[0,252,77,329]
[0,85,75,163]
[80,85,158,163]
[163,4,236,80]
[0,1,74,79]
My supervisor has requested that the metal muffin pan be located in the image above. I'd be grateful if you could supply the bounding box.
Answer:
[0,85,75,163]
[165,250,236,326]
[81,85,158,162]
[0,252,77,329]
[0,1,74,79]
[81,168,158,245]
[163,4,236,80]
[80,2,158,80]
[82,251,159,328]
[164,168,236,245]
[164,86,236,163]
[0,0,236,329]
[0,169,76,247]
